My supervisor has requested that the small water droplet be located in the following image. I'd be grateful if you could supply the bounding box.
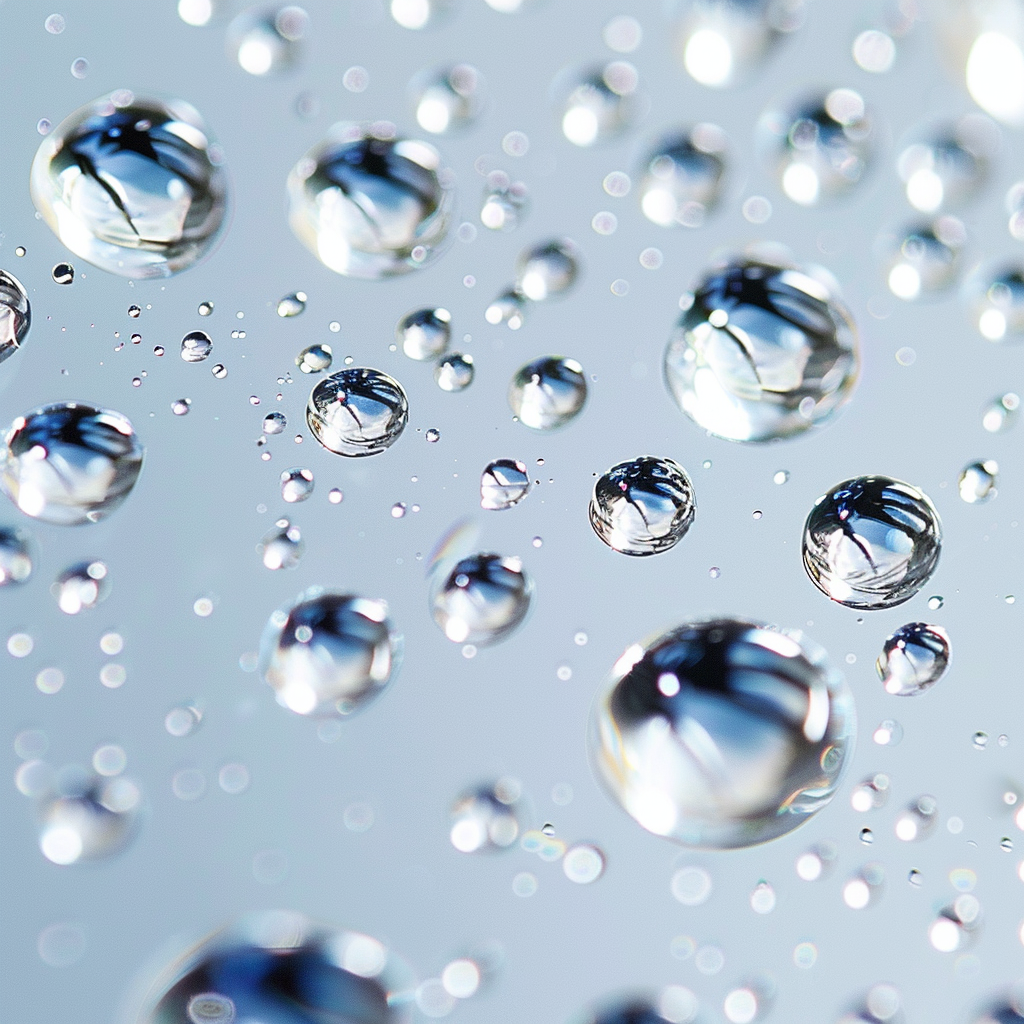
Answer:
[480,459,531,511]
[435,352,474,392]
[295,343,332,374]
[51,262,74,285]
[958,460,999,503]
[276,291,307,318]
[508,356,587,430]
[398,308,450,361]
[413,64,484,134]
[181,330,213,363]
[563,844,605,884]
[306,368,408,457]
[431,553,532,645]
[639,125,727,228]
[514,239,580,301]
[280,467,314,503]
[558,61,640,147]
[876,622,951,695]
[258,518,303,570]
[262,411,287,435]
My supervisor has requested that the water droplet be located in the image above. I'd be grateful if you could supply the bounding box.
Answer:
[973,730,989,750]
[259,589,401,717]
[0,527,33,586]
[435,352,474,392]
[558,61,640,147]
[262,411,287,435]
[390,502,407,519]
[341,66,368,92]
[480,458,531,511]
[51,262,74,285]
[508,356,587,430]
[210,363,227,380]
[589,456,696,556]
[413,64,484,135]
[295,343,332,374]
[514,239,580,300]
[7,631,34,657]
[258,518,303,570]
[895,795,938,841]
[276,291,307,318]
[664,257,858,442]
[280,467,314,503]
[228,6,307,76]
[328,487,343,504]
[801,476,942,609]
[563,844,605,884]
[842,864,884,909]
[398,307,451,361]
[39,774,141,864]
[52,560,109,614]
[431,552,532,645]
[898,116,995,213]
[750,881,776,913]
[982,392,1019,432]
[35,666,64,693]
[590,618,854,848]
[484,290,526,329]
[958,459,1000,505]
[886,216,966,299]
[639,124,728,228]
[287,124,454,279]
[928,595,944,610]
[876,622,951,695]
[69,57,89,78]
[198,300,214,316]
[170,398,191,417]
[31,94,227,278]
[860,826,874,844]
[306,368,408,457]
[793,942,817,969]
[45,13,66,33]
[1,402,144,525]
[0,271,30,368]
[449,782,521,852]
[165,703,202,737]
[853,28,897,72]
[873,719,903,745]
[850,773,891,811]
[180,330,213,363]
[425,428,440,443]
[480,172,529,232]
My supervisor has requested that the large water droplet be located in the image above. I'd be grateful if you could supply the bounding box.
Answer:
[0,271,31,365]
[971,265,1024,341]
[258,518,304,570]
[958,460,998,503]
[897,116,995,213]
[306,368,408,457]
[1,402,144,525]
[412,64,484,135]
[259,588,401,717]
[664,256,858,442]
[228,6,307,76]
[885,216,965,300]
[30,93,228,278]
[39,774,141,864]
[589,618,854,848]
[639,124,728,228]
[480,458,531,510]
[287,124,454,278]
[397,307,450,360]
[801,476,942,609]
[508,356,587,430]
[53,559,110,614]
[431,553,532,645]
[435,352,474,392]
[589,456,696,556]
[0,526,32,586]
[557,62,641,147]
[449,781,521,852]
[514,239,580,300]
[876,623,950,695]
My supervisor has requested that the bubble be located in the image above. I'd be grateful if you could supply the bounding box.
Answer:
[181,330,213,363]
[1,402,144,525]
[398,307,451,361]
[228,6,307,76]
[434,353,474,392]
[413,64,484,135]
[664,256,859,443]
[165,703,202,737]
[280,467,314,503]
[431,553,532,645]
[258,588,401,717]
[480,174,529,232]
[262,412,287,436]
[590,618,854,848]
[558,62,640,147]
[53,560,109,614]
[508,356,587,430]
[287,124,454,279]
[853,28,897,72]
[895,795,938,841]
[480,458,531,510]
[306,368,409,457]
[276,291,307,318]
[514,239,580,301]
[0,272,31,367]
[801,476,941,609]
[876,623,950,696]
[851,773,890,811]
[671,865,713,905]
[31,93,227,278]
[885,216,966,300]
[0,527,33,586]
[449,782,521,852]
[485,290,526,329]
[982,393,1019,432]
[39,774,141,865]
[897,117,995,213]
[563,844,605,883]
[258,518,303,570]
[589,456,696,556]
[639,125,728,228]
[296,343,333,374]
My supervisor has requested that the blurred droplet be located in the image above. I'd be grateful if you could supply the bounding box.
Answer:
[959,460,998,503]
[398,308,451,360]
[413,64,484,134]
[639,124,728,228]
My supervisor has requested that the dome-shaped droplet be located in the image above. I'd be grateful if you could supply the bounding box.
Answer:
[590,457,696,556]
[53,559,110,614]
[485,290,526,329]
[431,553,532,645]
[1,402,144,525]
[589,618,854,848]
[480,171,529,231]
[258,518,304,570]
[557,62,641,147]
[514,239,580,300]
[982,392,1019,432]
[228,6,307,76]
[277,290,307,317]
[38,774,141,865]
[0,526,32,586]
[30,92,228,278]
[181,330,213,363]
[0,271,31,365]
[876,622,950,695]
[884,217,965,300]
[262,411,287,434]
[397,307,450,360]
[412,64,484,135]
[480,458,531,510]
[306,368,408,457]
[434,352,474,392]
[801,476,942,609]
[761,89,873,206]
[449,781,521,852]
[959,460,998,503]
[509,356,587,430]
[136,913,413,1024]
[280,467,314,503]
[663,256,859,443]
[971,265,1024,341]
[638,124,728,228]
[296,343,332,373]
[258,588,401,717]
[287,123,454,279]
[897,116,996,213]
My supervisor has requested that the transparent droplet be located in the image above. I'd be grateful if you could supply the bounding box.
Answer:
[876,622,950,695]
[842,863,885,909]
[435,353,474,392]
[39,774,141,865]
[750,881,776,913]
[885,216,966,300]
[514,239,580,300]
[589,456,696,556]
[198,300,214,317]
[431,552,532,645]
[563,844,605,884]
[802,476,941,609]
[664,256,858,442]
[280,467,314,503]
[70,57,89,79]
[181,330,213,363]
[295,343,332,374]
[480,458,531,511]
[211,363,227,379]
[287,123,454,279]
[973,266,1024,341]
[262,411,287,435]
[0,527,33,586]
[485,290,526,329]
[853,28,897,73]
[258,518,304,570]
[557,62,641,147]
[1,402,144,525]
[982,392,1019,432]
[45,13,66,33]
[873,719,903,746]
[590,618,854,848]
[413,64,484,135]
[449,782,521,852]
[51,262,74,285]
[851,773,890,811]
[258,588,401,717]
[639,124,728,228]
[480,172,529,232]
[398,307,450,360]
[390,0,452,29]
[306,368,408,457]
[52,560,109,614]
[0,271,31,366]
[165,703,202,737]
[277,291,307,318]
[895,794,938,842]
[508,356,587,430]
[228,6,307,76]
[31,93,228,278]
[897,116,995,213]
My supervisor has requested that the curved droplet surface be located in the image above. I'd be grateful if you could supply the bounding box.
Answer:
[258,588,401,717]
[897,116,995,213]
[558,62,641,147]
[30,92,228,278]
[1,402,144,525]
[0,526,32,586]
[53,559,110,614]
[397,307,450,360]
[578,990,701,1024]
[181,330,213,363]
[485,290,526,329]
[589,456,696,556]
[434,352,474,392]
[280,467,315,503]
[258,518,304,570]
[449,781,521,852]
[39,774,141,865]
[876,622,950,695]
[480,172,529,232]
[972,265,1024,341]
[296,343,332,373]
[959,460,998,503]
[412,64,484,135]
[306,368,408,457]
[589,618,854,848]
[509,356,587,430]
[287,123,454,279]
[638,124,728,228]
[0,271,30,365]
[885,217,965,300]
[801,476,942,610]
[431,553,532,645]
[514,239,580,300]
[480,458,531,510]
[663,256,858,443]
[228,6,307,76]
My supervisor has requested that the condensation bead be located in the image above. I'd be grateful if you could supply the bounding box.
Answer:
[485,290,526,329]
[508,356,587,430]
[557,62,641,147]
[514,239,580,301]
[885,217,966,300]
[0,271,31,365]
[431,553,532,645]
[897,116,996,213]
[480,458,531,510]
[638,124,728,228]
[53,560,110,614]
[412,64,484,135]
[480,173,529,232]
[434,353,474,392]
[296,343,333,373]
[397,307,451,361]
[228,6,307,76]
[876,623,950,695]
[958,460,998,504]
[38,775,141,865]
[306,368,408,457]
[258,518,304,570]
[971,266,1024,341]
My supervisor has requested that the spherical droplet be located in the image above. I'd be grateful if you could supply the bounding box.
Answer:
[853,29,897,73]
[295,343,333,374]
[228,6,307,76]
[53,560,110,614]
[449,782,521,852]
[435,352,474,392]
[181,330,213,363]
[563,844,605,884]
[876,622,950,696]
[306,368,408,457]
[397,307,451,361]
[514,239,580,300]
[431,553,532,645]
[897,116,995,213]
[51,262,74,285]
[480,173,529,232]
[258,518,304,570]
[44,13,67,33]
[0,527,33,586]
[974,265,1024,341]
[280,467,314,503]
[850,773,890,811]
[885,216,966,300]
[895,794,938,842]
[982,392,1019,432]
[39,775,141,865]
[412,64,484,135]
[0,271,31,366]
[508,356,587,430]
[664,256,858,442]
[259,589,401,717]
[558,62,641,147]
[802,476,941,609]
[276,291,307,318]
[31,93,228,278]
[485,290,526,329]
[639,124,728,228]
[480,458,531,511]
[589,618,854,848]
[262,411,287,435]
[165,703,202,737]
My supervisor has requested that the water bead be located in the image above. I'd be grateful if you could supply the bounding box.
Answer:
[425,427,440,443]
[972,266,1024,341]
[0,272,30,367]
[276,291,307,317]
[885,216,966,300]
[412,64,484,135]
[896,116,995,213]
[578,990,701,1024]
[258,588,401,717]
[295,343,332,373]
[434,352,474,392]
[557,62,641,147]
[30,93,228,279]
[562,844,605,884]
[180,330,213,363]
[802,476,942,610]
[280,467,314,503]
[306,368,408,457]
[211,364,227,378]
[449,783,521,852]
[431,553,532,645]
[480,458,531,510]
[480,172,529,232]
[589,618,854,848]
[53,560,110,614]
[982,393,1019,433]
[0,527,33,586]
[262,411,287,435]
[485,290,526,329]
[663,256,858,443]
[2,402,144,525]
[228,6,307,76]
[259,518,304,570]
[638,124,728,228]
[509,356,587,430]
[958,460,998,504]
[876,623,950,695]
[895,795,938,841]
[39,775,141,865]
[390,0,452,29]
[397,307,450,361]
[514,239,580,300]
[589,456,696,556]
[287,123,454,279]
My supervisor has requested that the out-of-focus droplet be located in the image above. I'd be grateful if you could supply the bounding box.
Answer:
[876,622,950,695]
[295,343,332,374]
[958,460,999,503]
[842,863,885,909]
[895,795,938,841]
[397,307,451,360]
[390,0,451,29]
[165,703,202,737]
[853,28,897,73]
[750,881,776,913]
[31,93,227,278]
[851,773,890,811]
[638,124,728,228]
[177,0,216,26]
[589,456,696,556]
[276,290,307,317]
[480,171,529,232]
[0,271,31,366]
[262,411,287,434]
[280,467,314,503]
[840,983,904,1022]
[449,781,521,852]
[802,476,941,609]
[52,560,109,614]
[563,844,605,883]
[897,116,995,213]
[412,64,484,135]
[0,527,33,586]
[972,266,1024,340]
[480,458,531,511]
[259,588,401,717]
[258,518,304,570]
[485,290,526,329]
[509,356,587,430]
[434,353,474,392]
[982,392,1019,432]
[306,368,408,457]
[287,123,454,279]
[181,330,213,362]
[885,216,966,300]
[514,239,580,300]
[39,775,141,865]
[228,6,307,76]
[557,62,641,147]
[664,256,858,442]
[590,618,853,848]
[873,719,903,746]
[431,553,532,645]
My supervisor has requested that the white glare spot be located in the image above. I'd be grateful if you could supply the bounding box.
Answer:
[441,959,481,999]
[684,29,732,86]
[967,32,1024,126]
[853,29,895,73]
[723,988,757,1024]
